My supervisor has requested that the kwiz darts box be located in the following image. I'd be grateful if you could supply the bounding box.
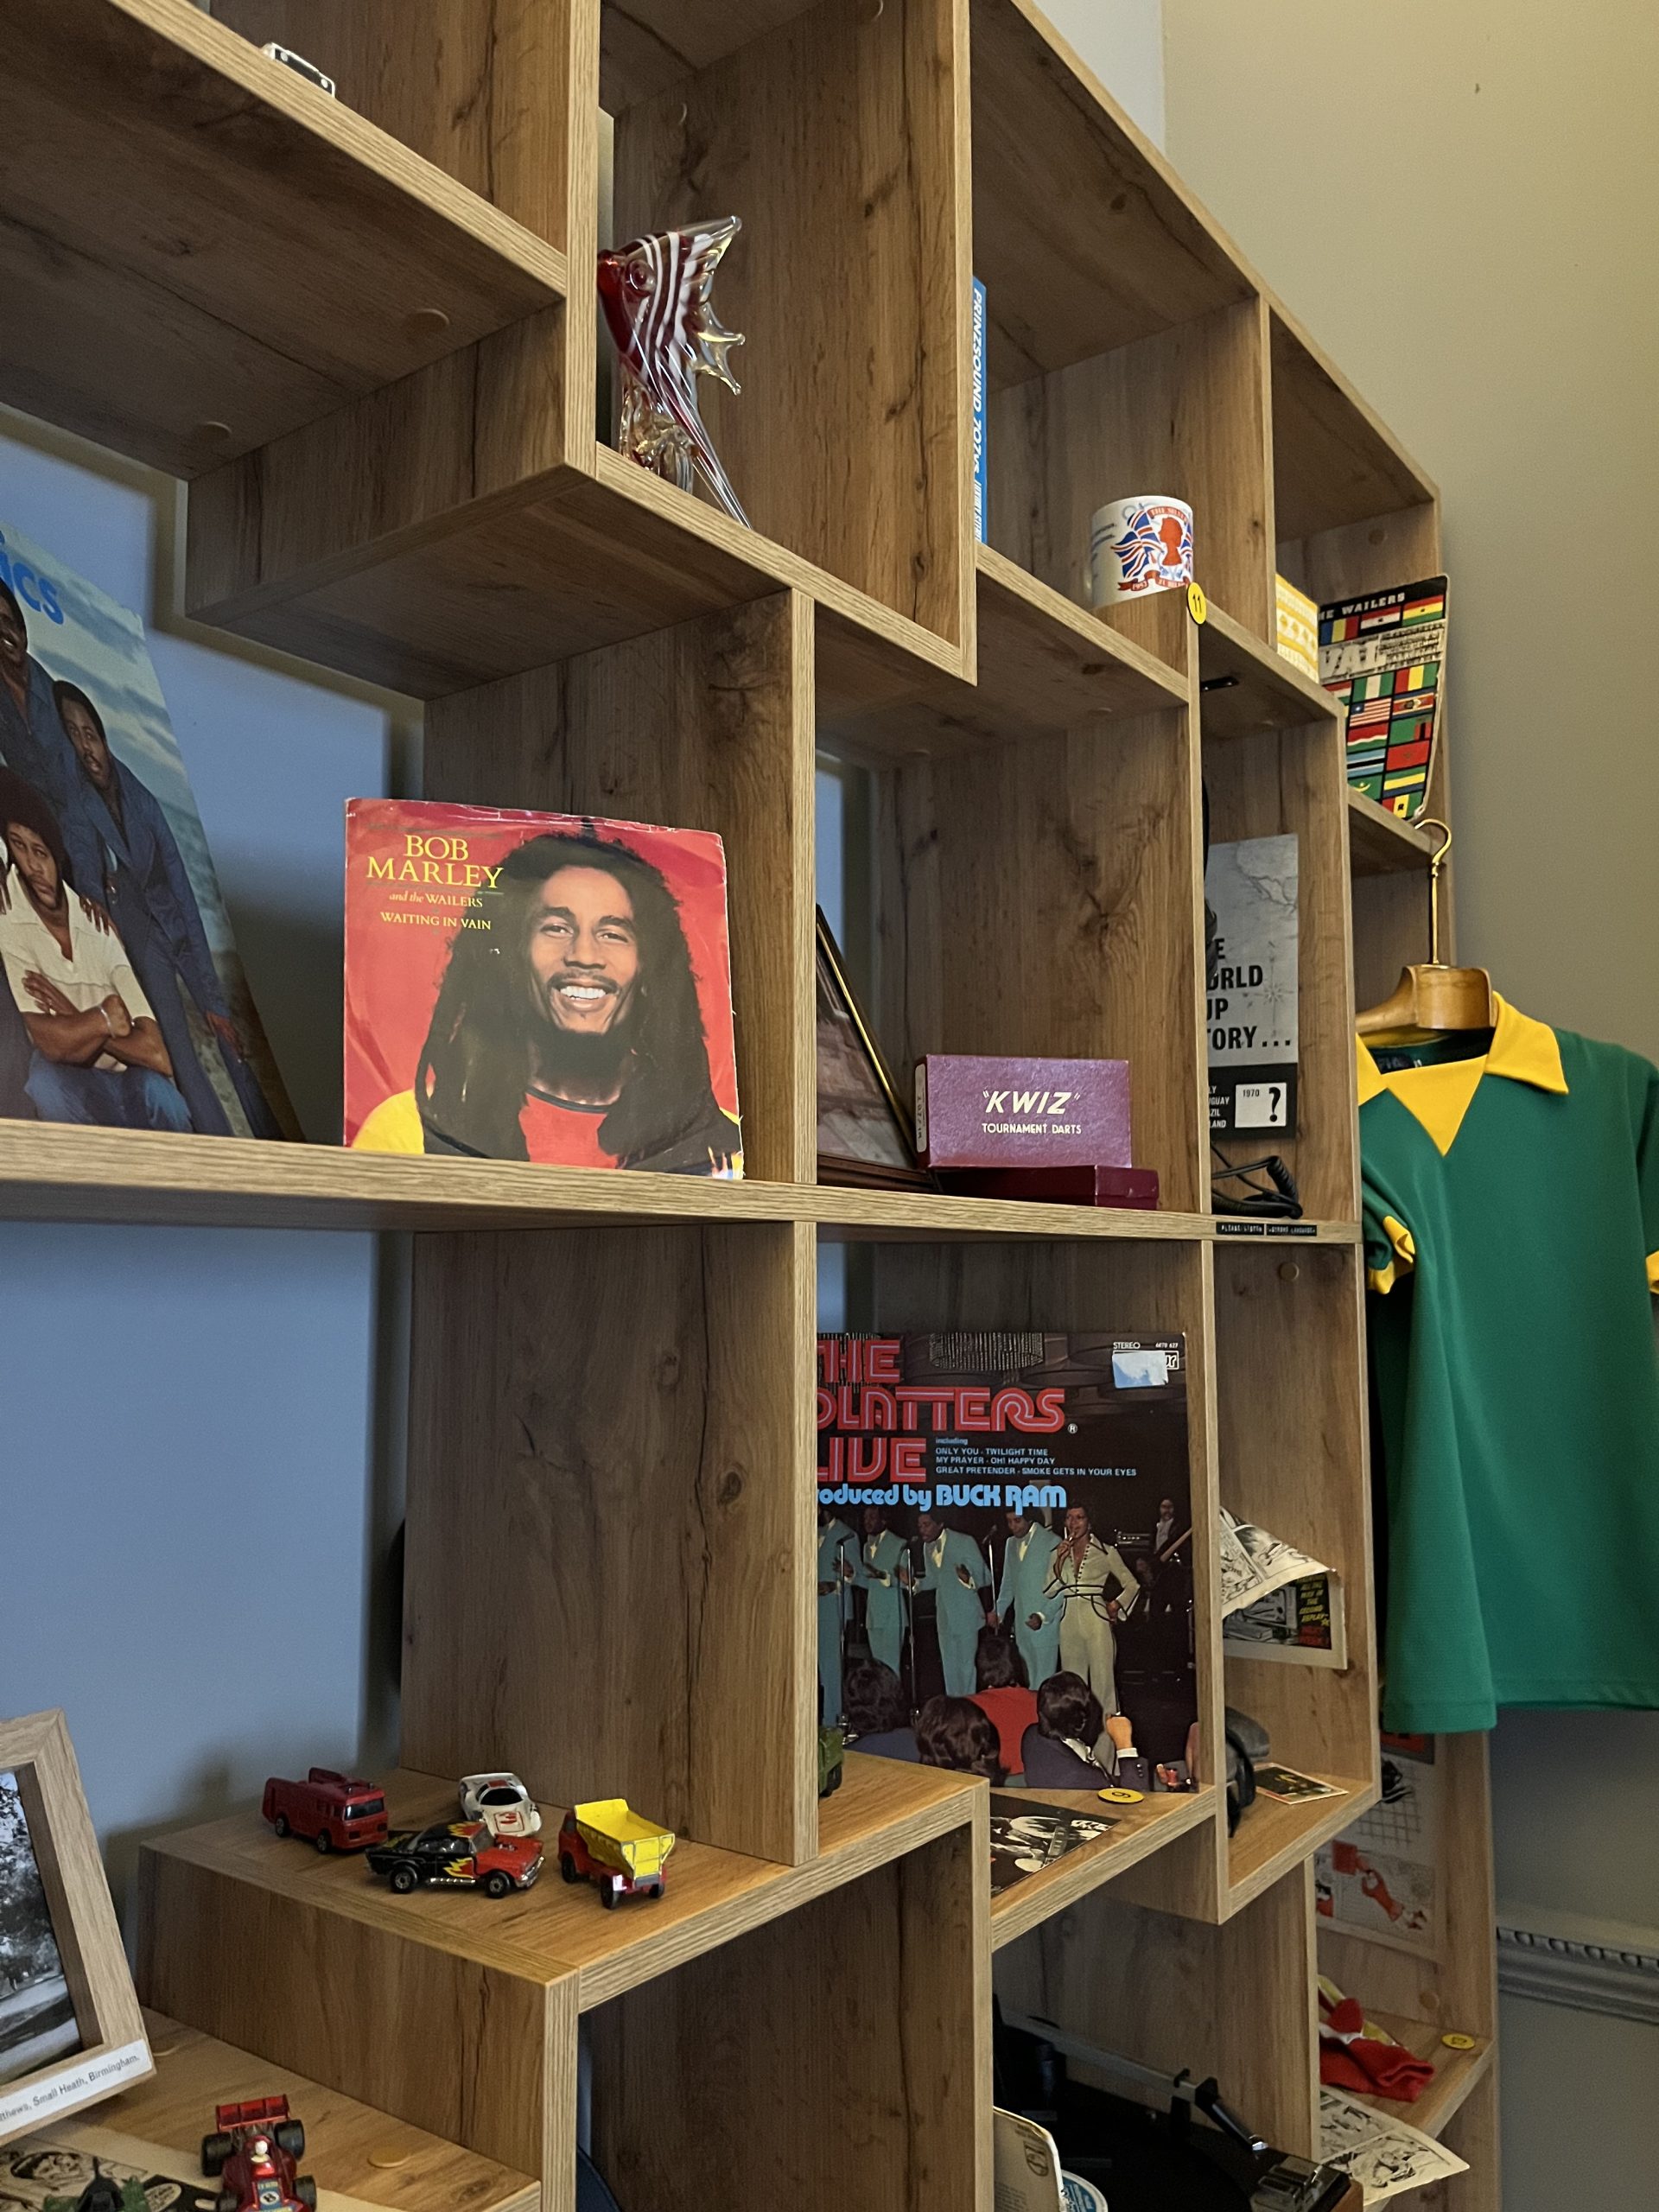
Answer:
[913,1054,1131,1169]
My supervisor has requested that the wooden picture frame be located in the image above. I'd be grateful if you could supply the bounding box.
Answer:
[814,908,933,1191]
[0,1711,151,2145]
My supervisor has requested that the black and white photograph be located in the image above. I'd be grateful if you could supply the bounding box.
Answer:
[0,1772,78,2091]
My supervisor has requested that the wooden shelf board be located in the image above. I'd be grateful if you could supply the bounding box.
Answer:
[1226,1773,1377,1914]
[145,1758,979,2016]
[197,443,963,701]
[0,1122,1365,1241]
[0,0,566,480]
[818,544,1185,757]
[971,0,1255,389]
[989,1784,1217,1951]
[1346,2010,1495,2140]
[75,2011,539,2211]
[1198,602,1341,739]
[1270,304,1438,545]
[1347,787,1440,877]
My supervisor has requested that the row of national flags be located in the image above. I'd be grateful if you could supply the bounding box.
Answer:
[1316,575,1449,818]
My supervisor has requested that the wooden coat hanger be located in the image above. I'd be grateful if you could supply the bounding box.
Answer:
[1356,821,1497,1041]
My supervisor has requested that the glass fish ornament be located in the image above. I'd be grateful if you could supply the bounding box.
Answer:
[597,217,750,526]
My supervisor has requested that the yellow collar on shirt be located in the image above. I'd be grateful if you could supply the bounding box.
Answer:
[1356,995,1567,1154]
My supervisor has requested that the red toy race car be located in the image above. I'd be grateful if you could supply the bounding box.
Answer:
[366,1820,542,1897]
[201,2095,315,2212]
[263,1768,387,1853]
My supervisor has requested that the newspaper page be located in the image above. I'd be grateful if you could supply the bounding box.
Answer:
[1217,1507,1331,1617]
[1315,1732,1441,1956]
[1319,2088,1469,2203]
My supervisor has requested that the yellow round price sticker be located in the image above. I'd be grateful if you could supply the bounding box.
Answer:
[1186,581,1208,626]
[1098,1787,1144,1805]
[1440,2032,1478,2051]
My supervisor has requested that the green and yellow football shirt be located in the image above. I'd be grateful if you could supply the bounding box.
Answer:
[1360,995,1659,1732]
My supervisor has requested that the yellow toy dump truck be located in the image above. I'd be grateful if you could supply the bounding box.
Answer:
[556,1798,676,1908]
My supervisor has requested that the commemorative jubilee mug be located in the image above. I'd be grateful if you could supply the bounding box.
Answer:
[1089,493,1195,607]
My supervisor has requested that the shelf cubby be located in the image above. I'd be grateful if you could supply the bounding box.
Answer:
[0,0,568,479]
[1213,1241,1377,1885]
[823,654,1208,1215]
[138,1758,983,2201]
[995,1860,1323,2160]
[601,0,971,659]
[971,0,1273,659]
[402,1217,814,1866]
[585,1802,986,2212]
[105,2012,539,2211]
[1201,611,1358,1225]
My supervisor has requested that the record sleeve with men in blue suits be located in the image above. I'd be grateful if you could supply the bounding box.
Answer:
[817,1332,1198,1790]
[0,523,292,1139]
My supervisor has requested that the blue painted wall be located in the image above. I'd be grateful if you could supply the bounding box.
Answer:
[0,422,399,1910]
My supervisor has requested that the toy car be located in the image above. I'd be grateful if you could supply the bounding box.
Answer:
[556,1800,674,1908]
[263,1768,387,1853]
[459,1770,543,1838]
[366,1820,542,1897]
[201,2095,316,2212]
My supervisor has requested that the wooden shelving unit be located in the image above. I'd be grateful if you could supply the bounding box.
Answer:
[0,0,1497,2204]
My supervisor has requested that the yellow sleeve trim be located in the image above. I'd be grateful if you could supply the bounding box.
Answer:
[1368,1214,1417,1296]
[1648,1251,1659,1295]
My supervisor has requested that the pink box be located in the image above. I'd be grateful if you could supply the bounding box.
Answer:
[913,1055,1132,1169]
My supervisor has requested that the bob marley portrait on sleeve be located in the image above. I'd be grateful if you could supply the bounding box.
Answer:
[345,800,743,1176]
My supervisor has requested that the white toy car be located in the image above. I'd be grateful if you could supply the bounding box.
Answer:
[458,1771,543,1839]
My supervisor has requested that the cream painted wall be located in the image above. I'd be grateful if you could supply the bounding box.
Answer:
[1161,4,1659,2200]
[1032,0,1166,141]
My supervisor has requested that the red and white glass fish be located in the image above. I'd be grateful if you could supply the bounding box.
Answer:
[597,217,749,525]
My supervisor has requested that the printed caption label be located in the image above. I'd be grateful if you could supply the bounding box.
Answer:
[1234,1081,1289,1129]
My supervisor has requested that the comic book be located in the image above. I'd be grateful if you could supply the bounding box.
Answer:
[344,799,741,1174]
[816,1333,1198,1778]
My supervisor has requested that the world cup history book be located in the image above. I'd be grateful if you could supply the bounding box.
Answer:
[345,798,743,1174]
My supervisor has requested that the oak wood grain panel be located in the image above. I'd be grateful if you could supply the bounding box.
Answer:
[1270,307,1436,545]
[1275,499,1443,613]
[817,546,1187,758]
[1348,787,1440,878]
[137,1845,575,2185]
[994,1859,1321,2158]
[989,301,1274,651]
[424,594,813,1186]
[215,0,575,245]
[0,0,566,478]
[102,2013,540,2212]
[1213,1243,1377,1801]
[601,0,828,111]
[1428,2064,1501,2212]
[1204,712,1359,1221]
[1198,601,1341,741]
[870,703,1208,1211]
[401,1220,815,1865]
[969,0,1251,387]
[589,1810,988,2212]
[137,1758,976,2015]
[613,0,969,650]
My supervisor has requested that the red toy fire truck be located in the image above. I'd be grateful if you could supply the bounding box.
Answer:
[262,1768,388,1853]
[200,2095,315,2212]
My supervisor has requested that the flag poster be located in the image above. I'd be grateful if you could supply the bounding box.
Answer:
[1319,575,1448,820]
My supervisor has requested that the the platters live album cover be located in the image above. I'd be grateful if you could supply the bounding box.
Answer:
[346,799,742,1174]
[0,522,290,1139]
[817,1333,1198,1788]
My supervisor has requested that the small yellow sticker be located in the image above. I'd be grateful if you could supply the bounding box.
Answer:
[1440,2032,1478,2051]
[1098,1787,1144,1804]
[1186,581,1208,626]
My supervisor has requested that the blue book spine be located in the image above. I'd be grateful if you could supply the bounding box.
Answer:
[971,276,988,543]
